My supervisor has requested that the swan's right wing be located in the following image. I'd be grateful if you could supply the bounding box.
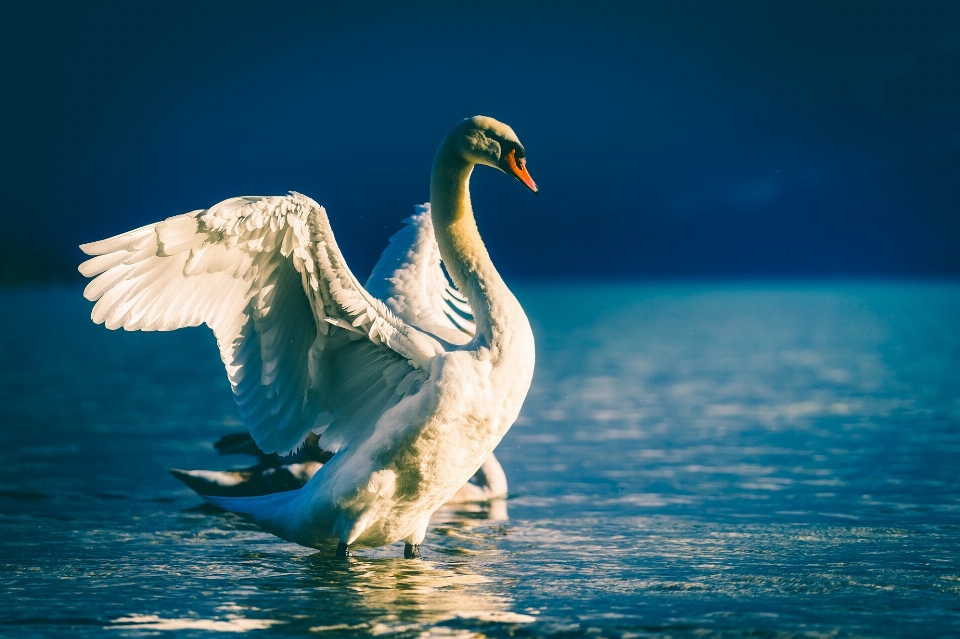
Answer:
[366,204,475,343]
[80,194,441,456]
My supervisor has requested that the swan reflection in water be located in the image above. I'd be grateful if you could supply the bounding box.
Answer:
[109,499,525,634]
[261,499,530,636]
[156,452,525,634]
[305,499,535,636]
[112,499,527,636]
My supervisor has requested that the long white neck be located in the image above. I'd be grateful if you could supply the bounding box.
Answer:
[430,141,517,349]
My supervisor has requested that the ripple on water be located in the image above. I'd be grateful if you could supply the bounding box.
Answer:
[1,283,959,637]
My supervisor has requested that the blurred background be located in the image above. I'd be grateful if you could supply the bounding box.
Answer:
[2,0,958,283]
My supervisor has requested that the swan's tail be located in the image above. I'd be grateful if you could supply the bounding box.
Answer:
[205,489,303,539]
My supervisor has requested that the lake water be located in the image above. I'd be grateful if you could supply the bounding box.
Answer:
[1,282,959,638]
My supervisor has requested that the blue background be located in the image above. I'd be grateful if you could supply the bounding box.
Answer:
[2,0,959,281]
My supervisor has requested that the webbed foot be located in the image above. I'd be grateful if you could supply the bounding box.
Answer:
[404,543,420,559]
[336,541,350,558]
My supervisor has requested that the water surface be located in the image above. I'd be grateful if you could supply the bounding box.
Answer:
[1,282,958,637]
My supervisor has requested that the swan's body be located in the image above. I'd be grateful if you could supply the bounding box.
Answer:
[79,116,537,555]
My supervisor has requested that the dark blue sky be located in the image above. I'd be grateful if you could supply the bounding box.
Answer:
[2,0,959,281]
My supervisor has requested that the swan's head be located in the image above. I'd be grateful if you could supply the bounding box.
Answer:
[447,115,538,193]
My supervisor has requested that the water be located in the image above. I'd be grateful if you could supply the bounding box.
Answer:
[1,282,959,638]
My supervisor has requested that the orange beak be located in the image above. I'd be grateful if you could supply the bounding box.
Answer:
[502,148,538,193]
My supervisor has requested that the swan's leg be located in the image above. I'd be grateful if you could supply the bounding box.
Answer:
[336,541,350,558]
[404,543,420,559]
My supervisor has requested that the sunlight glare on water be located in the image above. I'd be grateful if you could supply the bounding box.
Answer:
[1,282,959,638]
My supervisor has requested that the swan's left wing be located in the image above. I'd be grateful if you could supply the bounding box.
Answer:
[80,193,444,456]
[366,204,475,343]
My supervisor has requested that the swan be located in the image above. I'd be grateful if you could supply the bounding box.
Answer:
[79,116,537,558]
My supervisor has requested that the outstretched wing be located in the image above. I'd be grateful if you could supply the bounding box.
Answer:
[366,204,475,345]
[80,193,442,455]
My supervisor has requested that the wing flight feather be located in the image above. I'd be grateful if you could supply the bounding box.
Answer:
[80,193,439,455]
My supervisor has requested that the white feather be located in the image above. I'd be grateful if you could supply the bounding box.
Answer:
[366,205,476,345]
[79,194,438,456]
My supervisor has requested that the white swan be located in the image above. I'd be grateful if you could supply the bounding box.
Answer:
[79,116,537,558]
